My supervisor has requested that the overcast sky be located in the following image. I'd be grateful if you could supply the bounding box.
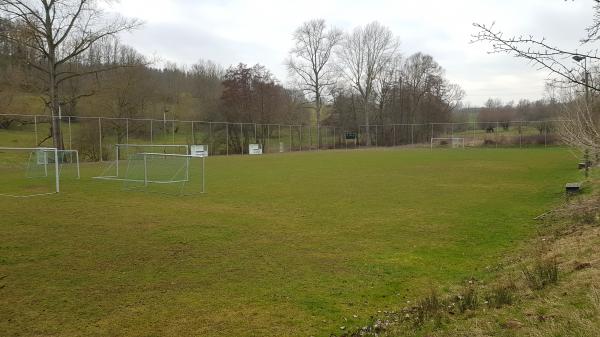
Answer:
[105,0,594,106]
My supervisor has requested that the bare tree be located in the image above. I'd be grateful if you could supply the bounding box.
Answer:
[337,21,400,145]
[0,0,141,149]
[287,19,342,147]
[472,0,600,154]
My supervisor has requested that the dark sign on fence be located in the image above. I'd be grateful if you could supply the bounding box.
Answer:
[344,131,357,140]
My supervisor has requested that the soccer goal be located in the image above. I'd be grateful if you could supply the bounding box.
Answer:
[0,147,79,197]
[121,152,205,195]
[430,137,465,149]
[94,144,189,180]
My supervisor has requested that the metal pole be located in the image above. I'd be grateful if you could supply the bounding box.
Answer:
[172,120,175,144]
[308,126,311,151]
[209,122,212,155]
[34,115,38,146]
[126,118,129,144]
[54,149,60,193]
[68,117,72,150]
[333,127,336,149]
[299,126,303,151]
[519,122,522,148]
[98,117,103,162]
[202,157,205,193]
[191,121,195,145]
[143,153,148,186]
[411,124,414,146]
[431,123,434,143]
[278,124,281,150]
[496,121,499,148]
[267,124,270,153]
[289,125,292,151]
[150,120,153,144]
[75,150,80,179]
[240,123,244,154]
[226,123,229,156]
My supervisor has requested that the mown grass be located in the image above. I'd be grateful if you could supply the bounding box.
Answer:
[0,147,578,336]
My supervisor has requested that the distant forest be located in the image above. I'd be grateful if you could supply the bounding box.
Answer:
[0,16,558,131]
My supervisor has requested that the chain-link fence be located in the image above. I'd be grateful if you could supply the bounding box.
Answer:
[0,113,564,161]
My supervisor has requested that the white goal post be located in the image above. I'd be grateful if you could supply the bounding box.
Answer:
[430,137,465,149]
[94,144,189,180]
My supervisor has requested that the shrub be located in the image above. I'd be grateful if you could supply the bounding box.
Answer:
[456,286,478,313]
[522,258,559,290]
[485,281,516,308]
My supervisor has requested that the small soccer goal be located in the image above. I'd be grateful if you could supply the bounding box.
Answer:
[94,144,189,180]
[430,137,465,149]
[0,147,80,197]
[122,152,205,195]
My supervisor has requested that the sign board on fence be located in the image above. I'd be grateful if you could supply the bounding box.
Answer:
[345,131,357,140]
[190,145,208,157]
[249,144,263,155]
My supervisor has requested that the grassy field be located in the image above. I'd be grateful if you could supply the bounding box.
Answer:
[0,147,579,336]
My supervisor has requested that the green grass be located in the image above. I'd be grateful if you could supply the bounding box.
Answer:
[0,147,578,336]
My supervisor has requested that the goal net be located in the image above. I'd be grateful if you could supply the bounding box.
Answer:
[430,137,465,149]
[94,144,189,180]
[0,147,79,197]
[122,152,205,195]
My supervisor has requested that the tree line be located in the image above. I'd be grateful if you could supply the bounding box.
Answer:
[1,1,469,149]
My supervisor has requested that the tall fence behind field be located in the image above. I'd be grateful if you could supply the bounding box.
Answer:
[0,113,564,161]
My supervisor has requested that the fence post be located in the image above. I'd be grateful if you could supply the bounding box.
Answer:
[98,117,103,162]
[299,125,303,151]
[289,125,292,151]
[519,122,522,148]
[308,126,312,151]
[172,120,175,144]
[496,121,499,148]
[150,119,153,144]
[431,123,434,142]
[126,118,129,144]
[209,122,213,156]
[240,123,243,154]
[226,123,229,156]
[68,117,72,149]
[34,115,38,146]
[191,121,195,145]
